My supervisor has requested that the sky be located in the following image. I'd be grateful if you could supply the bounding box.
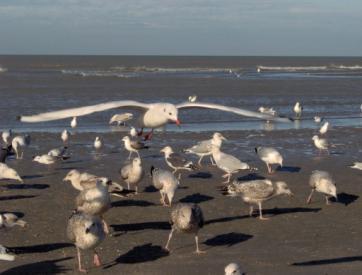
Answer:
[0,0,361,56]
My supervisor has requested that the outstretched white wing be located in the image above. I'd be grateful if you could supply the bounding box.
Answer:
[19,100,150,123]
[176,102,292,122]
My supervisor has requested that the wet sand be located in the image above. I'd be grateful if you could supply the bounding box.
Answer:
[1,127,362,274]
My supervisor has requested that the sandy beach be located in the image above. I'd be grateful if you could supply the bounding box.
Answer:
[1,127,362,274]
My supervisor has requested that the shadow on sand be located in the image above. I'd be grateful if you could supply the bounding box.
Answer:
[3,183,49,190]
[111,221,170,233]
[111,199,155,208]
[2,257,72,274]
[188,172,212,179]
[179,193,214,204]
[0,195,37,201]
[8,243,73,254]
[332,192,359,206]
[204,232,253,247]
[292,256,362,266]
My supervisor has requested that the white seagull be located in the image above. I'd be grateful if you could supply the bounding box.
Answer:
[2,130,12,145]
[312,135,329,155]
[0,163,23,183]
[160,146,196,176]
[293,102,303,119]
[94,137,102,150]
[314,116,323,123]
[225,263,242,275]
[122,136,149,159]
[184,132,226,166]
[11,135,31,159]
[18,100,291,140]
[129,127,137,137]
[307,170,337,205]
[61,129,70,144]
[109,113,133,126]
[151,166,179,206]
[255,147,283,173]
[319,122,329,135]
[71,117,77,128]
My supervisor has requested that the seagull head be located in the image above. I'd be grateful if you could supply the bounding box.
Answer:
[213,132,227,141]
[160,103,180,125]
[63,169,80,182]
[275,181,293,196]
[160,146,173,156]
[312,135,319,141]
[122,136,130,143]
[225,263,242,275]
[133,157,142,166]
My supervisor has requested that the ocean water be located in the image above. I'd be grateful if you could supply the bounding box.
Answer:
[0,55,361,133]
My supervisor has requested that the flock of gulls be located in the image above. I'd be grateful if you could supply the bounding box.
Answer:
[1,97,362,274]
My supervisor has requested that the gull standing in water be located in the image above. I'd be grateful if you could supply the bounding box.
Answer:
[18,100,291,140]
[210,145,252,183]
[0,213,27,228]
[184,132,226,166]
[319,122,329,135]
[11,135,31,159]
[188,95,197,102]
[109,113,133,126]
[0,163,23,183]
[119,157,144,194]
[227,179,293,220]
[314,116,323,123]
[293,102,303,119]
[67,212,105,273]
[225,263,242,275]
[2,130,12,145]
[122,136,149,159]
[129,127,137,137]
[151,166,179,206]
[71,117,77,128]
[307,170,337,205]
[61,129,69,144]
[160,146,197,177]
[312,135,329,155]
[165,203,205,254]
[94,137,102,150]
[255,147,283,173]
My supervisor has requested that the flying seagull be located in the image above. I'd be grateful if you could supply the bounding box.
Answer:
[18,100,292,140]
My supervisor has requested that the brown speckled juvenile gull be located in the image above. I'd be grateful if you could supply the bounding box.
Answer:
[151,166,179,206]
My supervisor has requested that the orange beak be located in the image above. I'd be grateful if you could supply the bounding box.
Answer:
[175,119,181,126]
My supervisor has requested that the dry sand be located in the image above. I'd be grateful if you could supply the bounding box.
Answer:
[1,127,362,274]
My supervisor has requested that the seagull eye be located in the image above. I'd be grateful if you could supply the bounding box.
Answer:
[169,112,172,115]
[164,108,166,112]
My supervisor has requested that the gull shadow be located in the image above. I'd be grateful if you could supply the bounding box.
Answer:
[2,257,72,274]
[204,232,253,247]
[236,173,266,181]
[179,193,214,204]
[143,185,158,193]
[292,256,362,266]
[332,192,359,206]
[205,215,248,225]
[188,172,212,179]
[57,167,82,171]
[263,207,321,216]
[0,195,37,201]
[3,183,49,190]
[8,243,73,254]
[104,243,169,268]
[22,174,45,179]
[111,221,170,233]
[276,166,301,173]
[111,199,155,208]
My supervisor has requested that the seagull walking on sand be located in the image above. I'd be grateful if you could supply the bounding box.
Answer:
[210,145,252,183]
[119,157,144,194]
[293,102,303,119]
[165,203,205,254]
[11,135,31,159]
[151,166,179,206]
[0,213,27,228]
[18,100,291,140]
[307,170,337,205]
[61,130,70,144]
[2,130,12,145]
[109,113,133,126]
[184,132,226,166]
[312,135,329,155]
[94,137,102,150]
[227,179,293,220]
[0,163,23,183]
[71,117,77,128]
[225,263,242,275]
[122,136,149,159]
[67,212,105,273]
[160,146,197,177]
[319,122,329,135]
[255,147,283,173]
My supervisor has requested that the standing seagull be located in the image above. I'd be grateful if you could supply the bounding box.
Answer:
[18,100,291,140]
[129,127,137,137]
[160,146,197,177]
[11,135,31,159]
[188,95,197,102]
[312,135,329,155]
[71,117,77,128]
[122,136,149,159]
[184,132,226,166]
[0,163,23,183]
[151,166,179,206]
[350,162,362,170]
[109,113,133,126]
[67,212,105,273]
[94,137,102,150]
[319,122,329,135]
[225,263,242,275]
[0,213,27,228]
[210,145,252,183]
[307,170,337,205]
[119,158,144,194]
[293,102,303,119]
[165,203,204,254]
[61,129,69,144]
[2,130,12,145]
[314,116,323,123]
[255,147,283,173]
[227,179,293,220]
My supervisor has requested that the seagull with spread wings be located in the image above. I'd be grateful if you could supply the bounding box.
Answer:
[18,100,292,140]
